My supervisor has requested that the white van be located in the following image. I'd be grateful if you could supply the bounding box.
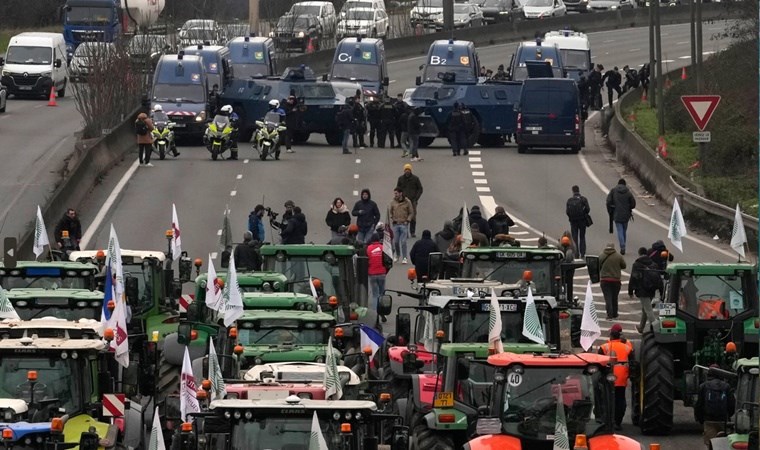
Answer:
[1,32,68,98]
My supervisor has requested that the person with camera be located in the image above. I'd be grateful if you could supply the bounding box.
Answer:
[269,200,295,243]
[248,205,266,243]
[281,206,308,244]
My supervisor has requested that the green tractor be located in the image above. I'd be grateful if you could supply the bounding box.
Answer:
[192,271,289,306]
[5,289,104,322]
[0,318,138,450]
[632,262,759,435]
[709,357,758,450]
[0,261,98,291]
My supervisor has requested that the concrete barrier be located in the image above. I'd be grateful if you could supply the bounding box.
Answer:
[281,3,736,74]
[17,109,140,257]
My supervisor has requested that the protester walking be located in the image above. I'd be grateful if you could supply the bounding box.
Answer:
[695,365,735,447]
[488,206,515,242]
[606,178,636,254]
[468,205,491,240]
[566,185,591,257]
[434,220,457,253]
[599,242,626,319]
[337,100,354,154]
[410,230,439,282]
[389,188,414,264]
[325,197,351,239]
[366,233,388,310]
[559,233,577,298]
[396,164,423,238]
[630,247,663,334]
[352,188,381,243]
[135,112,154,166]
[599,324,634,431]
[407,107,422,161]
[602,66,623,108]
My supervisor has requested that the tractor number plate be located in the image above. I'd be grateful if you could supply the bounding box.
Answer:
[481,302,518,312]
[434,392,454,408]
[658,303,676,316]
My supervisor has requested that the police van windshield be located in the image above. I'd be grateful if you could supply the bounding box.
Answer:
[152,84,205,103]
[232,63,269,78]
[331,64,379,81]
[560,49,590,70]
[524,0,552,6]
[5,46,52,65]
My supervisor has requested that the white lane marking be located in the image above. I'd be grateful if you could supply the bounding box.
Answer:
[353,190,359,196]
[476,187,491,192]
[230,190,237,196]
[576,150,734,257]
[678,55,691,59]
[236,174,243,180]
[80,159,140,248]
[217,229,222,236]
[389,80,397,84]
[661,59,674,63]
[676,41,689,45]
[470,164,483,169]
[603,39,615,43]
[703,51,715,55]
[474,179,488,184]
[629,48,640,52]
[510,231,529,235]
[472,171,485,176]
[469,150,482,155]
[354,174,360,179]
[244,159,250,164]
[468,157,482,162]
[356,158,361,163]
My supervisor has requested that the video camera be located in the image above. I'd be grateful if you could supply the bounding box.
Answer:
[264,207,279,220]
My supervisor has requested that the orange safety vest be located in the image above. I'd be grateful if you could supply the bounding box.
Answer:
[600,339,634,387]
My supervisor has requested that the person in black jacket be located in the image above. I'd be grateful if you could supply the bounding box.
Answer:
[351,95,367,149]
[447,102,466,157]
[396,164,423,238]
[695,367,736,446]
[602,66,623,108]
[325,197,351,239]
[282,206,308,244]
[409,230,439,282]
[283,95,305,153]
[337,100,355,154]
[366,99,381,147]
[55,209,82,251]
[378,97,396,148]
[587,64,603,110]
[351,188,381,243]
[407,108,422,161]
[488,206,515,243]
[566,185,591,257]
[234,231,262,271]
[468,206,491,240]
[629,247,663,333]
[606,178,636,254]
[393,94,407,151]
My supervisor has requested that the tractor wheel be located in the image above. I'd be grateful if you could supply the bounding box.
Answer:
[156,357,180,402]
[411,412,455,450]
[630,364,641,426]
[639,331,674,435]
[418,136,435,148]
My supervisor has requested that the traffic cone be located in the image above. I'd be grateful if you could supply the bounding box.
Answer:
[641,90,647,102]
[305,38,315,54]
[47,86,57,107]
[681,66,687,80]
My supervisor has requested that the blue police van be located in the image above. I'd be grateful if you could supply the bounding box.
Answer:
[328,37,389,101]
[226,36,277,79]
[515,76,584,153]
[507,38,565,81]
[182,44,232,95]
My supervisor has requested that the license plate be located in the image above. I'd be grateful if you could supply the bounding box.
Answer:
[532,130,539,134]
[19,86,32,90]
[525,126,542,131]
[658,303,676,316]
[481,302,518,312]
[433,392,454,408]
[173,123,186,127]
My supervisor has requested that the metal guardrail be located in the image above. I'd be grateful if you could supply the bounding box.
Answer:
[670,176,758,232]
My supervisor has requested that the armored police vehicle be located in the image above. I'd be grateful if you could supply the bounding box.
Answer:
[150,51,214,139]
[226,35,277,79]
[328,37,389,101]
[407,39,522,147]
[218,65,362,144]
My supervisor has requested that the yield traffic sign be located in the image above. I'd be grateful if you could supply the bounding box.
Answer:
[681,95,721,131]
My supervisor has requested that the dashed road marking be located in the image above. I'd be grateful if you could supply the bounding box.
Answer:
[678,55,691,59]
[230,190,237,197]
[474,179,488,184]
[476,187,491,192]
[211,252,218,259]
[470,163,483,169]
[217,229,222,236]
[236,174,243,179]
[468,157,482,162]
[472,171,485,176]
[244,159,250,164]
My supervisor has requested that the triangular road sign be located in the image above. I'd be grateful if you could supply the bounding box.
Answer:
[681,95,721,131]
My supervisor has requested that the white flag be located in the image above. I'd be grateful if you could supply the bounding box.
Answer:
[180,347,200,422]
[204,255,223,312]
[324,336,342,400]
[667,198,687,253]
[222,256,244,327]
[309,278,322,313]
[553,384,570,450]
[148,406,166,450]
[0,285,20,320]
[33,206,50,259]
[579,281,601,351]
[488,288,504,354]
[106,225,124,298]
[461,203,472,249]
[730,204,747,258]
[309,411,329,450]
[171,204,182,261]
[522,287,545,345]
[108,296,130,368]
[208,337,227,401]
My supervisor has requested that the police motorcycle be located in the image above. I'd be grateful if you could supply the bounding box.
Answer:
[253,111,287,161]
[204,105,236,160]
[151,105,177,160]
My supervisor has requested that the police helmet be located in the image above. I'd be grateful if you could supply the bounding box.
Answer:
[153,104,163,112]
[269,99,280,108]
[221,104,233,114]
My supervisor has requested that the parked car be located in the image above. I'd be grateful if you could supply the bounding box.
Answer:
[340,0,387,16]
[287,2,338,37]
[410,0,444,30]
[453,3,485,27]
[69,42,116,81]
[271,14,323,52]
[178,19,223,47]
[127,34,171,73]
[587,0,634,10]
[337,8,390,38]
[479,0,524,22]
[522,0,567,18]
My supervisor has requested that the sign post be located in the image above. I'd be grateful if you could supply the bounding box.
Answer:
[681,95,720,174]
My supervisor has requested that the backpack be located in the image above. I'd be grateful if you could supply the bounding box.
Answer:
[382,252,393,272]
[135,119,149,136]
[566,196,586,221]
[704,385,728,417]
[639,263,662,293]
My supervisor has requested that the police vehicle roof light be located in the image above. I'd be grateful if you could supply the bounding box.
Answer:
[244,36,249,42]
[535,37,542,46]
[357,35,362,42]
[449,38,454,44]
[177,50,184,60]
[197,44,203,49]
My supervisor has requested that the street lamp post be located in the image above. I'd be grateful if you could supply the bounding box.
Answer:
[654,0,665,135]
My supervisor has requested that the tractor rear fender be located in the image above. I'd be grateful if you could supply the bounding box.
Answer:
[410,373,442,411]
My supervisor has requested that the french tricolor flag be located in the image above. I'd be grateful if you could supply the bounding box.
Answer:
[99,265,114,335]
[359,324,384,359]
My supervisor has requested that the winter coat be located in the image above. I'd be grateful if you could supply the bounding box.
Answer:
[136,113,154,145]
[602,69,622,87]
[606,183,636,223]
[352,189,381,230]
[468,209,491,238]
[407,111,421,135]
[599,247,626,281]
[448,109,464,134]
[284,100,305,129]
[434,222,457,253]
[390,197,414,224]
[366,242,386,276]
[396,173,423,203]
[488,212,515,237]
[648,240,674,271]
[352,103,367,132]
[248,214,265,243]
[233,241,262,271]
[410,236,439,279]
[628,255,661,297]
[337,106,354,131]
[471,231,490,247]
[282,213,307,244]
[566,193,591,223]
[325,205,351,232]
[54,213,83,244]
